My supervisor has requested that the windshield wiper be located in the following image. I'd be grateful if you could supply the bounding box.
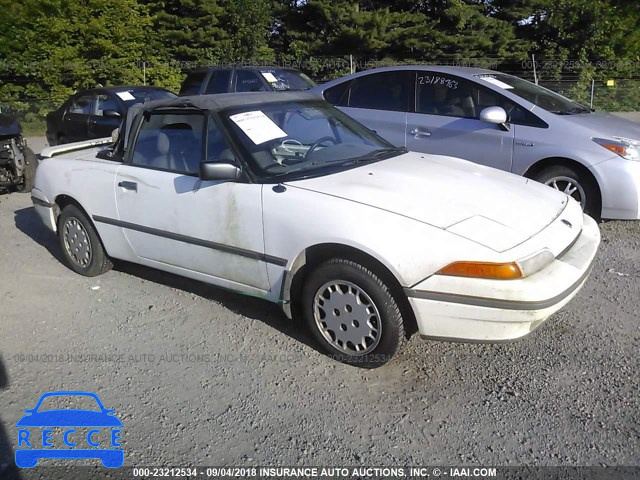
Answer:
[352,146,408,163]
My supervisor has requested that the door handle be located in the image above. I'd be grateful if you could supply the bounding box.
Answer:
[118,181,137,192]
[410,128,431,138]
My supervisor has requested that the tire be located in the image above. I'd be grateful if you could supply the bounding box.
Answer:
[302,258,405,368]
[17,147,36,193]
[58,204,113,276]
[533,164,600,218]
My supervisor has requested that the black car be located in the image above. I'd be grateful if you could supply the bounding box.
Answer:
[0,112,36,192]
[178,67,316,96]
[46,86,176,146]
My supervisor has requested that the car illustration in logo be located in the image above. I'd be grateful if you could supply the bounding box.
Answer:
[15,391,123,468]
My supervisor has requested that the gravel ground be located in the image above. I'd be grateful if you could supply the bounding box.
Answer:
[0,141,638,479]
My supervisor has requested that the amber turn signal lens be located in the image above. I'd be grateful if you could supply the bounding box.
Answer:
[437,261,524,280]
[598,142,628,157]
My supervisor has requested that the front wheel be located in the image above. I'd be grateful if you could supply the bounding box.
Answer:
[302,258,405,368]
[58,204,113,276]
[534,165,600,218]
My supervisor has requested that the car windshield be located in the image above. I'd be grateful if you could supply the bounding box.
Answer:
[474,74,592,115]
[118,89,176,106]
[258,70,317,91]
[220,101,402,179]
[37,395,101,412]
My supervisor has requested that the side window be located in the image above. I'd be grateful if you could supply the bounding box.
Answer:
[323,81,351,107]
[205,70,231,94]
[416,73,478,118]
[206,116,235,163]
[475,88,547,128]
[131,113,205,174]
[179,71,207,96]
[348,71,410,112]
[96,94,120,116]
[235,70,266,92]
[67,95,93,115]
[416,72,547,127]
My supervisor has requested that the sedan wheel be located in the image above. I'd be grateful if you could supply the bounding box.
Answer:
[302,258,405,368]
[534,164,600,219]
[544,175,586,210]
[63,217,93,267]
[313,280,382,355]
[58,204,113,277]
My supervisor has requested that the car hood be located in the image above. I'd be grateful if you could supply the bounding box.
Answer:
[559,111,640,140]
[16,410,123,427]
[286,152,569,252]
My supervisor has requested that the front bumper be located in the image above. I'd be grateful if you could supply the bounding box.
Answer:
[31,187,56,232]
[590,157,640,219]
[405,214,600,342]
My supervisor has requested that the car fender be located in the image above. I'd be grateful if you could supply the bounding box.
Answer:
[262,184,494,296]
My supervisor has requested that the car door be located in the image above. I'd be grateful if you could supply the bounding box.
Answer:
[406,71,515,172]
[328,70,410,147]
[62,94,93,142]
[88,92,123,139]
[114,110,270,291]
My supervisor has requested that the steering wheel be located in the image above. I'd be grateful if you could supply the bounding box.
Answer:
[305,136,337,160]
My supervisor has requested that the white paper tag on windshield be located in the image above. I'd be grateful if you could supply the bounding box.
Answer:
[115,91,136,101]
[478,76,514,90]
[229,110,287,145]
[261,72,278,83]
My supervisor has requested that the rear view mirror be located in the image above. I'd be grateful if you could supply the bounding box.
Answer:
[479,106,509,131]
[199,162,241,181]
[103,109,122,118]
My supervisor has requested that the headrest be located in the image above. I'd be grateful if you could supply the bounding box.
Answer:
[157,132,170,155]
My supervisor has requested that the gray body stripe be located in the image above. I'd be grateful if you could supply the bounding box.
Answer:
[405,263,593,311]
[92,215,287,267]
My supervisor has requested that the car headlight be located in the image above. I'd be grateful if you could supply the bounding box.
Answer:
[593,137,640,161]
[436,249,555,280]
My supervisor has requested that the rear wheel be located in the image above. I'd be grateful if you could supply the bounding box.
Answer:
[58,204,113,276]
[302,258,405,368]
[534,164,600,218]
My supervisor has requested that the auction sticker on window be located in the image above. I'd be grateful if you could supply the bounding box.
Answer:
[261,72,279,83]
[115,91,136,101]
[230,110,287,145]
[476,75,514,90]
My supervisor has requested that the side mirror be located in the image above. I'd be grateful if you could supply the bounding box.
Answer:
[199,162,241,181]
[479,106,509,131]
[111,128,120,143]
[103,109,122,119]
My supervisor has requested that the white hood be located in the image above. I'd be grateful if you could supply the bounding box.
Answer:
[287,152,569,252]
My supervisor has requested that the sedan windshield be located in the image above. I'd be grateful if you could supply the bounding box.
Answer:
[474,74,591,115]
[220,101,402,179]
[258,69,317,91]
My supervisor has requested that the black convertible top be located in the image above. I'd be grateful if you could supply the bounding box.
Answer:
[123,91,322,147]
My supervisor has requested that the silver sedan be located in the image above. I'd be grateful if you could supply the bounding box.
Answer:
[314,66,640,220]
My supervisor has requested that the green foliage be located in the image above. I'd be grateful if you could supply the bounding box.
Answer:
[1,0,640,127]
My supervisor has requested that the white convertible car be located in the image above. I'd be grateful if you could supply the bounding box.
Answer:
[32,92,600,367]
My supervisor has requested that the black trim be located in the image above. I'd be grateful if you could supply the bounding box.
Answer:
[405,263,593,311]
[92,215,287,267]
[31,197,52,208]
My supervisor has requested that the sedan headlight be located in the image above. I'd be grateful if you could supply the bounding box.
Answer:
[436,249,555,280]
[593,137,640,161]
